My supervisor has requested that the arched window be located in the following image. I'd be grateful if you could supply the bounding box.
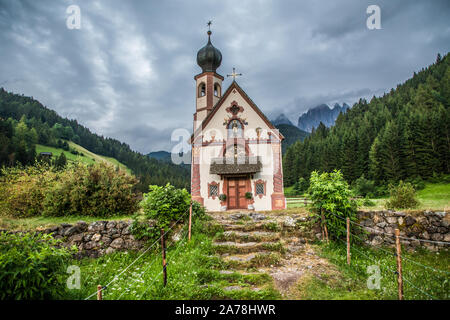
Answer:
[198,83,206,97]
[214,83,221,97]
[227,119,243,138]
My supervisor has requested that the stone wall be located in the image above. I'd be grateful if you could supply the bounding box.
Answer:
[356,210,449,251]
[42,220,146,258]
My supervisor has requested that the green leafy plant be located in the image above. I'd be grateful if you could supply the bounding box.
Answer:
[352,174,375,197]
[244,192,253,200]
[293,177,309,195]
[134,183,207,242]
[385,181,420,209]
[308,170,357,239]
[0,232,73,299]
[218,194,227,202]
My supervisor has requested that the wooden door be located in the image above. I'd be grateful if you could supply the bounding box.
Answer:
[227,177,248,209]
[237,178,247,208]
[227,178,238,209]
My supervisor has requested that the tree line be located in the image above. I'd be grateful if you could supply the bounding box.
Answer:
[283,53,450,190]
[0,89,190,192]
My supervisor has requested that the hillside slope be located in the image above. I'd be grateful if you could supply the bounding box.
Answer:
[0,88,190,191]
[36,141,131,174]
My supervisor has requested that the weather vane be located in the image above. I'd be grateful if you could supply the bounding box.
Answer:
[227,67,242,81]
[207,20,212,31]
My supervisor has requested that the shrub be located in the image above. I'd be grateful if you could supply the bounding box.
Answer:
[293,177,309,195]
[0,232,73,299]
[133,184,207,241]
[218,194,226,202]
[0,163,57,217]
[352,174,375,197]
[245,192,253,199]
[385,181,420,209]
[140,183,190,228]
[43,162,139,217]
[0,162,139,218]
[308,170,357,239]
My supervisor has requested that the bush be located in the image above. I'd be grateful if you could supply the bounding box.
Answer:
[385,181,420,209]
[308,170,357,239]
[352,174,375,197]
[132,183,207,241]
[0,232,73,299]
[43,162,139,217]
[0,162,139,218]
[140,183,190,228]
[293,177,309,195]
[0,163,57,217]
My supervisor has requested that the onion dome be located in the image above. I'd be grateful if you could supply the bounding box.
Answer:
[197,31,222,73]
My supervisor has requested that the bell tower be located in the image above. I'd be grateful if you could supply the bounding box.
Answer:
[194,25,224,130]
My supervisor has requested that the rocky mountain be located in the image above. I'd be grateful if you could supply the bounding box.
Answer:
[275,124,309,154]
[297,103,350,132]
[272,113,294,126]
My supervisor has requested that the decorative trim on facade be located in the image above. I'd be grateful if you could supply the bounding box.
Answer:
[225,101,244,115]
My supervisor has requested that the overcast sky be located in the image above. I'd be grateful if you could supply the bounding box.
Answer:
[1,0,449,153]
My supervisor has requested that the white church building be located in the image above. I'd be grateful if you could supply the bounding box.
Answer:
[190,29,286,211]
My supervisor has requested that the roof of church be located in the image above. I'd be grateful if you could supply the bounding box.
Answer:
[191,80,285,143]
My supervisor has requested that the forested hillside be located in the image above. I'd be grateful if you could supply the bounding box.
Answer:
[283,53,450,187]
[0,89,190,191]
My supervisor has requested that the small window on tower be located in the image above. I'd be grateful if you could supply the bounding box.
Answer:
[214,83,221,97]
[198,83,206,97]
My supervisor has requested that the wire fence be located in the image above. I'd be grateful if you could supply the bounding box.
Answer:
[84,207,191,300]
[320,210,449,300]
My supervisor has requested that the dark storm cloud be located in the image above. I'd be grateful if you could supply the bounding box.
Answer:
[1,0,449,153]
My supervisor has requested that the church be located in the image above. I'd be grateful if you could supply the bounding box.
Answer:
[190,28,286,211]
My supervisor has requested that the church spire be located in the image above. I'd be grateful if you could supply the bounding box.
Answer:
[196,21,222,73]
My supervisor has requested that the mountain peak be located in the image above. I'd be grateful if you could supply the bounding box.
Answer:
[272,113,293,126]
[297,103,350,132]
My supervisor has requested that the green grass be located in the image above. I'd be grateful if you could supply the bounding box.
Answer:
[286,182,450,211]
[359,183,450,211]
[295,241,450,300]
[416,183,450,210]
[64,221,280,300]
[36,141,132,174]
[0,215,134,231]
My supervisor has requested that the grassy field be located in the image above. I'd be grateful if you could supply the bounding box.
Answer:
[36,141,132,174]
[285,182,450,211]
[290,241,449,300]
[65,220,280,300]
[0,215,134,231]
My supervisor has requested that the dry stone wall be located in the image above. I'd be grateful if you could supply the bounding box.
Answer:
[356,210,449,251]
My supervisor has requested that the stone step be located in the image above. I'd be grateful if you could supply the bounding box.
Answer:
[223,285,261,292]
[221,252,282,269]
[212,241,285,254]
[221,221,281,232]
[216,230,281,242]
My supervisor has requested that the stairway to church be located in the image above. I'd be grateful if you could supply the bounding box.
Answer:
[198,210,326,299]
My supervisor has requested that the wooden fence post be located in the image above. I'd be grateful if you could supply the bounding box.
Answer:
[347,217,351,265]
[395,228,403,300]
[97,285,102,300]
[188,201,192,241]
[321,209,329,243]
[161,228,167,287]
